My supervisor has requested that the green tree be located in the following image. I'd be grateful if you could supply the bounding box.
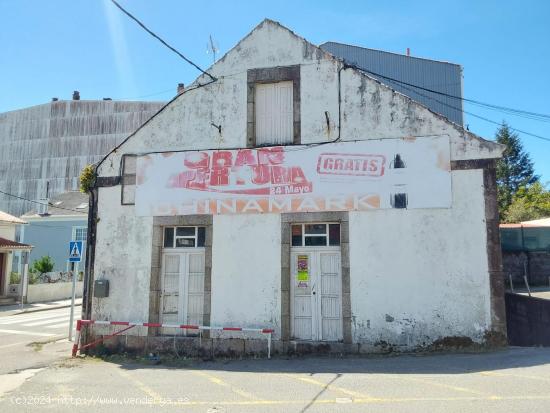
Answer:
[503,182,550,223]
[31,256,55,274]
[495,122,538,215]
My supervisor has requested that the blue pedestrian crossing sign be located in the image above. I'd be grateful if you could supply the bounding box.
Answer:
[69,241,83,263]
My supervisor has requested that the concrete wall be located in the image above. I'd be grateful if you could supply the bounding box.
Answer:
[25,281,83,303]
[0,223,16,240]
[21,219,87,272]
[210,214,281,336]
[91,20,503,349]
[92,186,152,323]
[349,169,491,348]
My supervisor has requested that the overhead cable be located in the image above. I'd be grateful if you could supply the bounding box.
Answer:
[359,67,550,122]
[358,69,550,143]
[109,0,217,82]
[0,189,88,215]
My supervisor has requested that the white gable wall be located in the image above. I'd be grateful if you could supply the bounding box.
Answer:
[91,20,502,350]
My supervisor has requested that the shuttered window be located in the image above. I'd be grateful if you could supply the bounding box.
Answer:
[255,81,293,145]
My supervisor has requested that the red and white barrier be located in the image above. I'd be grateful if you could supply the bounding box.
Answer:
[72,320,274,358]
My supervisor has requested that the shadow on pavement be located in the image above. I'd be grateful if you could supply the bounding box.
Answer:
[107,346,550,375]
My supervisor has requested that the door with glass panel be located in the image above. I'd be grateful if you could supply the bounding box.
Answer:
[161,226,205,334]
[290,223,342,341]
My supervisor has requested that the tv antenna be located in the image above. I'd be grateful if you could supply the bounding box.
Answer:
[206,35,219,63]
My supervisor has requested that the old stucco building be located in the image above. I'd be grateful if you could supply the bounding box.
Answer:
[84,19,506,354]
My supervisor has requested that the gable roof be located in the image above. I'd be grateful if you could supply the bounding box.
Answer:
[0,210,26,225]
[0,237,32,250]
[96,19,501,172]
[21,191,88,218]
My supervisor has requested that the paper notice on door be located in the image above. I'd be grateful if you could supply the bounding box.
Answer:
[297,255,309,284]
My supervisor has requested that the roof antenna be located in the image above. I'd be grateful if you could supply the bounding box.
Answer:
[206,35,219,64]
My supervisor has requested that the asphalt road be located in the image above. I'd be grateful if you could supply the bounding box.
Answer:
[0,306,80,374]
[1,347,550,412]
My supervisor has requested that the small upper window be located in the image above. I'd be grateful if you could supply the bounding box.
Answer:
[255,81,294,146]
[163,227,206,248]
[291,223,340,247]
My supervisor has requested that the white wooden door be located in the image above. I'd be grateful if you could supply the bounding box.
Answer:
[290,247,342,341]
[161,250,205,333]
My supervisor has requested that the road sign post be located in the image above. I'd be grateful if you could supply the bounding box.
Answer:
[68,241,82,341]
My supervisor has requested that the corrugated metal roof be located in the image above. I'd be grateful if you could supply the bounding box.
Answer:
[320,41,464,126]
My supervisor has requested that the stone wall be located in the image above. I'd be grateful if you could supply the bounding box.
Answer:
[503,251,550,287]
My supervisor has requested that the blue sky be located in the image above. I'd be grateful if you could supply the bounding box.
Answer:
[1,0,548,181]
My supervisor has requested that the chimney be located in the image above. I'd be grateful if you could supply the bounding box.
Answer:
[72,90,80,100]
[406,48,410,57]
[177,83,185,95]
[52,97,59,102]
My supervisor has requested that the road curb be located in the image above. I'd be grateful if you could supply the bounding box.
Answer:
[0,302,82,317]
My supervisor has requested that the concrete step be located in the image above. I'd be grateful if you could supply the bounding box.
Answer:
[0,296,17,305]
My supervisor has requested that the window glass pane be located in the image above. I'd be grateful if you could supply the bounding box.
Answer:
[176,238,195,248]
[329,224,340,246]
[164,228,174,248]
[197,227,206,247]
[304,236,327,246]
[304,224,326,235]
[74,227,87,242]
[176,227,195,236]
[291,225,302,246]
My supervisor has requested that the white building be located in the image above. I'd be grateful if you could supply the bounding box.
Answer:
[84,20,506,355]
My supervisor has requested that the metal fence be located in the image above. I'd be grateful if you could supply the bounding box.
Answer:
[501,227,550,252]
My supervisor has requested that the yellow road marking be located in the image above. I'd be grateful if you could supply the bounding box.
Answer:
[385,374,499,398]
[116,367,165,401]
[282,373,379,400]
[99,394,550,407]
[191,370,263,401]
[480,371,550,383]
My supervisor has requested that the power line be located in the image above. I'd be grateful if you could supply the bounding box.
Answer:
[358,66,550,122]
[360,69,550,143]
[109,0,216,82]
[0,189,88,215]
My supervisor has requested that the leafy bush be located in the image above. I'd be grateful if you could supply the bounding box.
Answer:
[31,256,55,274]
[9,272,21,284]
[28,272,41,285]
